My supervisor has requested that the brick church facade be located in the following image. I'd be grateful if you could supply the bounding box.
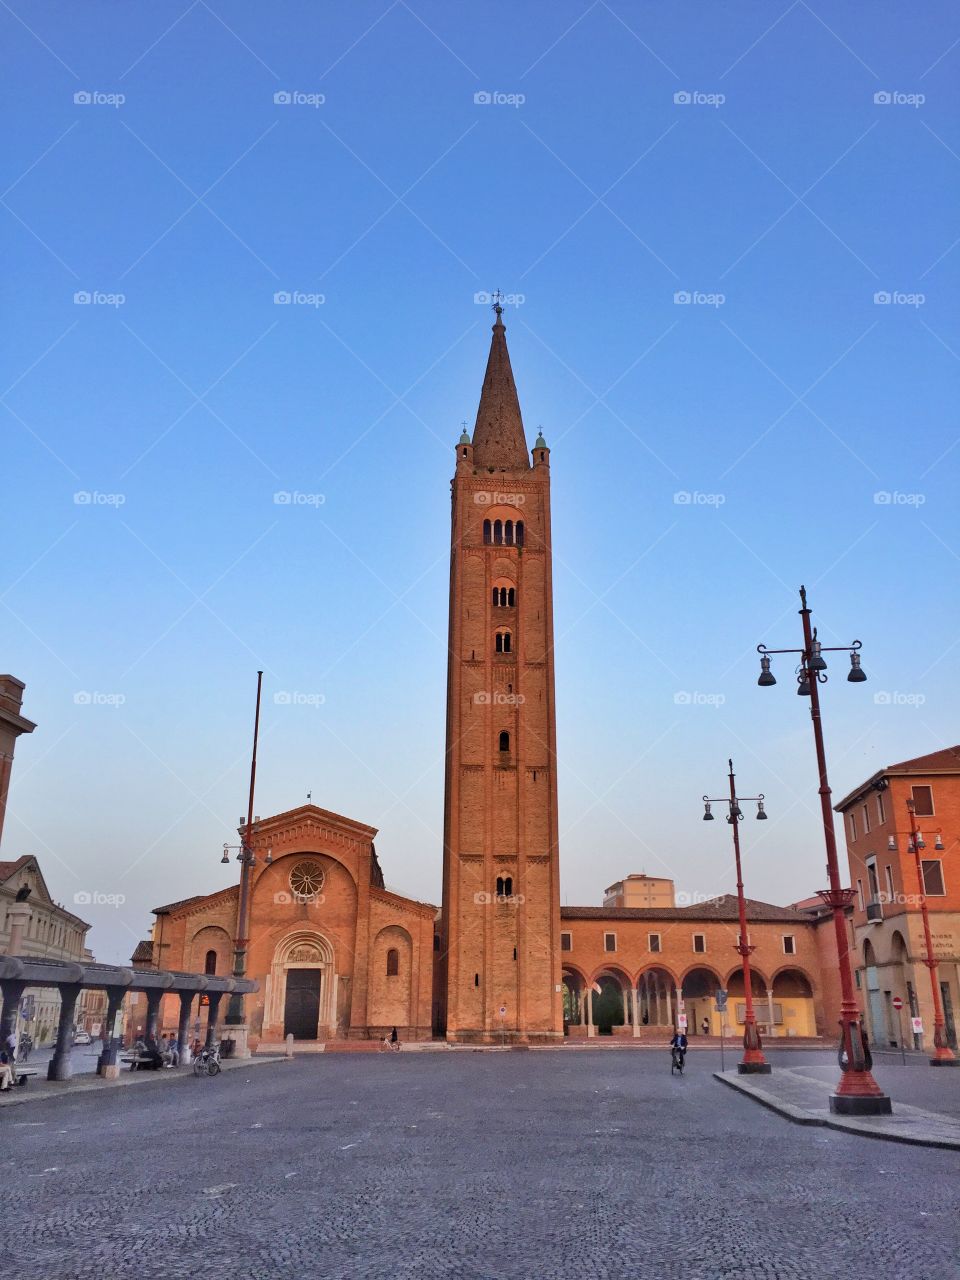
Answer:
[147,307,826,1048]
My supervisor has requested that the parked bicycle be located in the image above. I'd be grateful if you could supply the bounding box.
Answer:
[193,1044,222,1076]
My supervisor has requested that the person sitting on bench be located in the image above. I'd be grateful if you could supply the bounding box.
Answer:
[0,1051,14,1091]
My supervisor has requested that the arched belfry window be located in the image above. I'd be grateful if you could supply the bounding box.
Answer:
[204,950,217,975]
[504,876,513,897]
[504,520,514,544]
[516,521,525,546]
[493,519,503,545]
[492,585,516,608]
[483,520,492,544]
[495,631,512,654]
[386,947,399,976]
[499,731,510,752]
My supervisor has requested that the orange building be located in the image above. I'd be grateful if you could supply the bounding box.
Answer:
[836,746,960,1052]
[141,309,843,1051]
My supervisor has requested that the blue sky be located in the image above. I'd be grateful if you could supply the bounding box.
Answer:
[3,2,959,962]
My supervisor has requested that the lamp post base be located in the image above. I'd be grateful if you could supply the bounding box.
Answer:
[829,1093,893,1116]
[737,1061,772,1075]
[930,1056,960,1067]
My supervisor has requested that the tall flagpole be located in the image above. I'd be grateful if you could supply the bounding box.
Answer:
[226,671,263,1031]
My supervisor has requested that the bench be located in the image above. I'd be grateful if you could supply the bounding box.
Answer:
[119,1053,162,1071]
[0,1066,39,1089]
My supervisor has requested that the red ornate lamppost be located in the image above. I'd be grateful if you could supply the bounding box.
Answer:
[757,586,891,1115]
[891,800,957,1066]
[702,760,771,1074]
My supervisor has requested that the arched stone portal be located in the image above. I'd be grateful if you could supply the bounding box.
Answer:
[264,931,337,1041]
[637,967,676,1028]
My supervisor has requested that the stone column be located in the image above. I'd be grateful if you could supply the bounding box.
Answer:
[621,987,630,1027]
[766,989,776,1038]
[0,979,26,1049]
[176,992,194,1065]
[47,984,81,1081]
[97,987,126,1078]
[144,990,163,1047]
[631,987,640,1038]
[205,992,223,1048]
[586,988,595,1038]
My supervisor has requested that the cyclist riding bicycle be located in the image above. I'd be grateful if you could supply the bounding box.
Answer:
[669,1029,688,1069]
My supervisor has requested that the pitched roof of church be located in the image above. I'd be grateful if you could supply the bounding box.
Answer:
[471,305,530,470]
[561,894,808,923]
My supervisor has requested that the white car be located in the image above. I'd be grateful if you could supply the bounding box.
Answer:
[73,1031,92,1046]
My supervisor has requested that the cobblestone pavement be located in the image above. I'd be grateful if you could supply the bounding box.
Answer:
[4,1050,958,1280]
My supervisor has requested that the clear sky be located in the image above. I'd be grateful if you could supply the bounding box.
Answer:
[3,3,959,963]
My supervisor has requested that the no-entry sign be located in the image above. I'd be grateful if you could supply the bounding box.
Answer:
[892,996,904,1010]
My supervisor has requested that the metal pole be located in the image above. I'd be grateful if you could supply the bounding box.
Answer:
[728,760,769,1074]
[897,1006,906,1066]
[800,588,890,1113]
[906,800,957,1065]
[226,671,263,1026]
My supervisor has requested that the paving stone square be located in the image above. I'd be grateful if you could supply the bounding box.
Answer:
[5,1049,958,1280]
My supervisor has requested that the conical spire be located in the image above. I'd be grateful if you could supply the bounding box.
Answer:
[471,302,530,470]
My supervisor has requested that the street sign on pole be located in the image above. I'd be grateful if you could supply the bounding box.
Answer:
[911,1016,923,1036]
[715,989,728,1012]
[677,1013,687,1031]
[892,996,903,1011]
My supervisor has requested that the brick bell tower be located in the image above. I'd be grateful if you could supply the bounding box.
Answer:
[438,300,562,1043]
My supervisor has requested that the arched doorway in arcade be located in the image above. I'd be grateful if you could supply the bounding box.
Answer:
[562,968,586,1033]
[591,972,629,1034]
[726,967,769,1036]
[637,967,676,1028]
[681,966,723,1035]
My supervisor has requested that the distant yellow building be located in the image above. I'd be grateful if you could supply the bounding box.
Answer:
[603,874,675,909]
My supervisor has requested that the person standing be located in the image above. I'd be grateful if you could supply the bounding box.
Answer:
[4,1029,17,1063]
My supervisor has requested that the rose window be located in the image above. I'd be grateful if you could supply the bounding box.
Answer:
[289,860,325,900]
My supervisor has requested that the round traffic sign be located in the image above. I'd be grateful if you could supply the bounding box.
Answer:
[892,996,903,1010]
